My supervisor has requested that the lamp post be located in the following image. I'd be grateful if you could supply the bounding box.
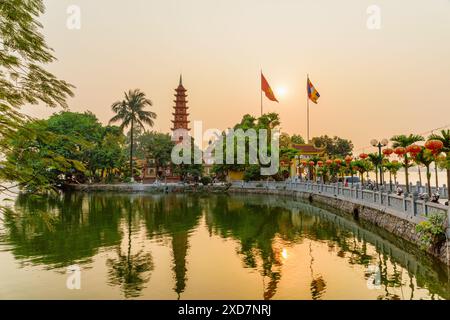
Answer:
[371,138,388,187]
[295,155,301,181]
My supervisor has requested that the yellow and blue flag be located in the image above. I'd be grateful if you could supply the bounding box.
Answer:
[307,77,320,104]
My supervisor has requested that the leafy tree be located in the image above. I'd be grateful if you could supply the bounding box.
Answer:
[414,148,434,196]
[291,134,305,145]
[428,130,450,200]
[173,137,203,181]
[383,161,402,186]
[311,135,353,158]
[279,133,291,149]
[0,0,74,193]
[368,153,383,186]
[390,134,424,192]
[135,131,175,168]
[109,89,156,179]
[214,113,281,181]
[353,160,373,184]
[2,112,127,189]
[1,120,85,192]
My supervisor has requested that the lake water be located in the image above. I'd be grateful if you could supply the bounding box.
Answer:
[0,192,449,300]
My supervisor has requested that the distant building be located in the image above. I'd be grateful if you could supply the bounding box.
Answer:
[288,143,326,178]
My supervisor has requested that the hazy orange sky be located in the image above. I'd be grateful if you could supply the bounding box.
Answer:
[25,0,450,151]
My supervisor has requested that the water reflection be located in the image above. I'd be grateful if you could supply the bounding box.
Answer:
[0,193,449,300]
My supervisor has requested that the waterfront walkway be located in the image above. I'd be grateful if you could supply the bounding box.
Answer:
[231,180,450,228]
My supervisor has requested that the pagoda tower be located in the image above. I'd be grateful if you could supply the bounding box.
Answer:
[171,75,190,133]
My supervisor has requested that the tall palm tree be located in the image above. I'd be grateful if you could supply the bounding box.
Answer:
[109,89,156,180]
[414,148,434,196]
[390,134,424,193]
[368,153,383,186]
[428,129,450,200]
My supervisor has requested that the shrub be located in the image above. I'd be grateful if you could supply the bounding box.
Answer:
[415,212,446,250]
[200,176,212,186]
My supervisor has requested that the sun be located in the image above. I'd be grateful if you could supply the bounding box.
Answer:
[275,86,287,98]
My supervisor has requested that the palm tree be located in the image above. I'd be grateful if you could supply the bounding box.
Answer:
[109,89,156,180]
[368,153,383,186]
[414,148,434,196]
[390,134,424,193]
[428,130,450,200]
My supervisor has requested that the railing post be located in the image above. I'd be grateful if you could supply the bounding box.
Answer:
[403,194,407,212]
[447,207,450,239]
[412,192,418,216]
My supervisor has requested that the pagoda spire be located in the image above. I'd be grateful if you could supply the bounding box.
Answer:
[171,75,190,132]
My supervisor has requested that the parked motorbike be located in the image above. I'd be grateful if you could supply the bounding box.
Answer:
[430,192,440,203]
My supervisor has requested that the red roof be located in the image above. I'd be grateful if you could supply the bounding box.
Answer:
[292,143,325,154]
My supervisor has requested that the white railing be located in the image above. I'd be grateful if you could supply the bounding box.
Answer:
[232,180,450,225]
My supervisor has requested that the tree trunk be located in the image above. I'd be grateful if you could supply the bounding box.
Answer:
[130,119,134,180]
[404,155,410,193]
[426,166,431,196]
[435,163,439,189]
[447,168,450,201]
[418,166,422,186]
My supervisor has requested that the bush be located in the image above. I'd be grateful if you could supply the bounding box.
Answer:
[415,212,446,249]
[200,176,212,186]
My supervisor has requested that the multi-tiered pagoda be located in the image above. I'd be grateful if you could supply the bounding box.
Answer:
[171,75,190,135]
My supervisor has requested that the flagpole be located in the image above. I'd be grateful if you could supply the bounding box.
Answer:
[260,70,263,116]
[307,74,310,143]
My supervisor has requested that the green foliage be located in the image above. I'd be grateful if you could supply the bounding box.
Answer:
[1,112,126,191]
[291,134,305,145]
[200,176,212,186]
[0,0,74,195]
[243,165,261,182]
[135,131,175,167]
[415,213,446,250]
[428,130,450,199]
[213,113,280,180]
[311,135,353,158]
[391,134,424,148]
[173,137,204,181]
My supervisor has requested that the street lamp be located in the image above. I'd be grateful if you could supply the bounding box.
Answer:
[295,155,301,181]
[371,138,388,187]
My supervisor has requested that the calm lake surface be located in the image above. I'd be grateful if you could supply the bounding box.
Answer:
[0,192,449,300]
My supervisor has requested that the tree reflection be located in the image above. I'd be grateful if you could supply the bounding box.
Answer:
[106,209,153,299]
[3,193,123,268]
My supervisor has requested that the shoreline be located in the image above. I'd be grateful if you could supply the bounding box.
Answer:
[228,184,450,266]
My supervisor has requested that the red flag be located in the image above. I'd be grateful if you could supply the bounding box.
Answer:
[261,73,279,103]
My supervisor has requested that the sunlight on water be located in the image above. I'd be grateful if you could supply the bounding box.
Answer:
[0,193,449,300]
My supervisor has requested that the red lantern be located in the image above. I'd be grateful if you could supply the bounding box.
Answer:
[309,161,315,166]
[425,140,444,155]
[326,159,333,166]
[334,159,342,165]
[317,161,324,167]
[382,148,394,157]
[394,147,406,157]
[406,144,421,157]
[345,155,353,164]
[301,160,307,166]
[359,153,368,160]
